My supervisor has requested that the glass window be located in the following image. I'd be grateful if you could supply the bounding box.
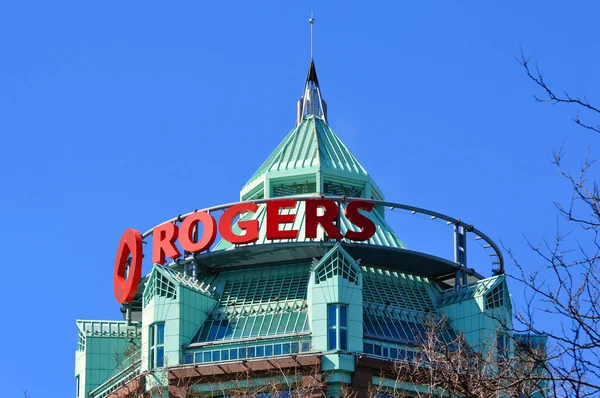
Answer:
[197,323,210,342]
[327,304,349,351]
[216,320,230,340]
[328,305,337,327]
[76,375,80,397]
[340,329,348,350]
[241,318,253,338]
[274,344,282,355]
[497,333,508,364]
[208,322,220,341]
[364,343,374,354]
[221,349,229,361]
[156,347,165,367]
[203,351,211,363]
[149,323,165,369]
[374,345,382,356]
[256,346,264,357]
[282,343,291,354]
[261,315,272,336]
[265,345,273,356]
[279,313,291,334]
[398,349,406,360]
[213,350,221,362]
[340,306,347,327]
[156,323,164,344]
[230,348,238,360]
[184,353,193,364]
[195,352,203,363]
[328,328,337,350]
[233,318,246,339]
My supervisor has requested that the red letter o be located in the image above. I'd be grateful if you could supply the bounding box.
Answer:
[180,211,217,253]
[113,228,143,304]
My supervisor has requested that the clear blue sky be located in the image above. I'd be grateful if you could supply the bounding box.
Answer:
[2,1,599,396]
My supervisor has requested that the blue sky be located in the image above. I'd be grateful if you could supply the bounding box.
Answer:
[2,1,600,396]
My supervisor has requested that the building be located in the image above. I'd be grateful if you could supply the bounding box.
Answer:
[74,59,530,398]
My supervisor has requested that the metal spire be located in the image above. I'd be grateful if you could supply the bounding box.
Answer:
[296,60,327,125]
[296,12,327,126]
[309,12,315,60]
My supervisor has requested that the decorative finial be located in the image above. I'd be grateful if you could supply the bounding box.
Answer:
[309,11,315,60]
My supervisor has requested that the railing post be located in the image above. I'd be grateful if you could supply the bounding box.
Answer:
[454,224,468,289]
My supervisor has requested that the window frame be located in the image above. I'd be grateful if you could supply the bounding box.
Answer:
[327,303,348,351]
[149,322,165,369]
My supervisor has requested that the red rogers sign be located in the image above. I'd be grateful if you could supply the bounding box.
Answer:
[113,198,376,304]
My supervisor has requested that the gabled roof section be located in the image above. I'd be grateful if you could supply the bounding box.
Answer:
[142,265,218,308]
[437,274,510,309]
[313,243,361,285]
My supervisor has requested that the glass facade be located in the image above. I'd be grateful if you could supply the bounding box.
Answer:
[218,270,309,308]
[186,339,311,365]
[363,341,417,362]
[363,309,457,345]
[362,267,435,312]
[192,311,309,343]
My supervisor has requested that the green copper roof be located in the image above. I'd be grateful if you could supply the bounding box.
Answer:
[437,274,509,307]
[243,115,368,190]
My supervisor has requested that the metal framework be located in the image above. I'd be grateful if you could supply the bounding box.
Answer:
[140,196,504,277]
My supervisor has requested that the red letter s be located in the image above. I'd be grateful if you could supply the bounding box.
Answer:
[344,200,376,241]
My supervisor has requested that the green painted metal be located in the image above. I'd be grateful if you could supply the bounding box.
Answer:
[76,247,516,397]
[242,115,368,190]
[361,266,436,312]
[75,320,141,398]
[74,60,520,397]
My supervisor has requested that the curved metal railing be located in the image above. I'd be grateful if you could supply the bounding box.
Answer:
[139,196,504,275]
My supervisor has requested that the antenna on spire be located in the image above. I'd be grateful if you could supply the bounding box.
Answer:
[309,11,315,60]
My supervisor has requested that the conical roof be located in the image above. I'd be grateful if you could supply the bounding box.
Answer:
[218,59,405,250]
[242,115,368,191]
[240,61,384,202]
